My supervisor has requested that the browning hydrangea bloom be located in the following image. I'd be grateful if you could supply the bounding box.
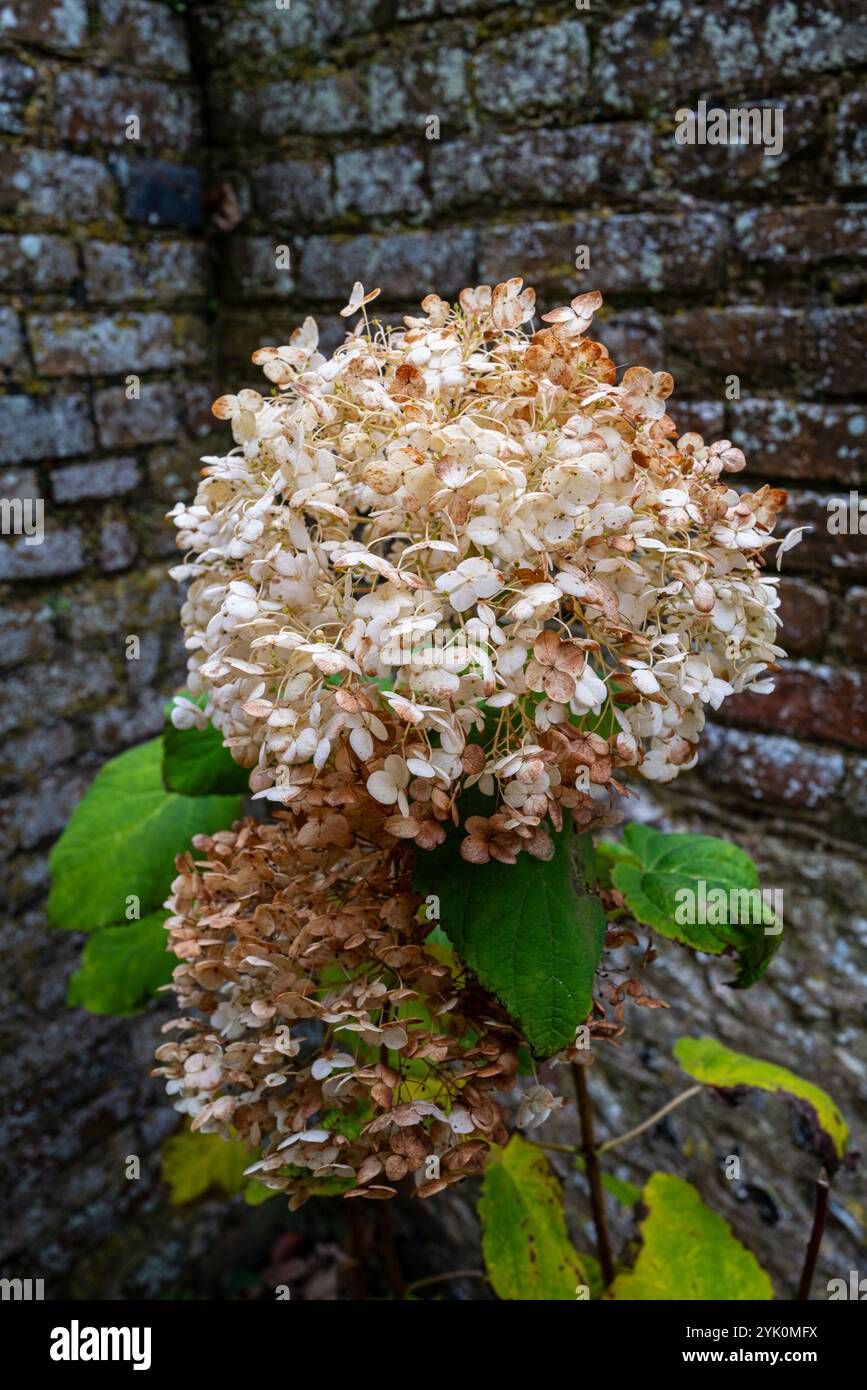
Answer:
[154,816,519,1208]
[169,279,789,859]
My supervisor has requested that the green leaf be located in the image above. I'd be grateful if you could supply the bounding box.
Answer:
[414,804,605,1057]
[480,1136,587,1300]
[162,1128,255,1205]
[608,1173,774,1301]
[67,912,174,1015]
[605,823,781,987]
[674,1036,849,1172]
[48,738,242,931]
[162,699,250,796]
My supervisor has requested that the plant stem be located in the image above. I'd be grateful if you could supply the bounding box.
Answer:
[797,1168,830,1301]
[596,1085,703,1156]
[571,1063,615,1287]
[534,1140,581,1156]
[377,1203,406,1299]
[403,1269,486,1298]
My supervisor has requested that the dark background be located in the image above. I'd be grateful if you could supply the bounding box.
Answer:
[1,0,865,1298]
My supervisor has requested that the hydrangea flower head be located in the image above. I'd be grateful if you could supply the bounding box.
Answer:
[170,280,788,862]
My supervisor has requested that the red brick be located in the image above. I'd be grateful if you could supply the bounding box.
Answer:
[55,71,199,151]
[776,490,867,578]
[699,724,845,812]
[810,308,867,396]
[778,577,831,657]
[731,400,866,484]
[720,661,867,750]
[839,587,867,661]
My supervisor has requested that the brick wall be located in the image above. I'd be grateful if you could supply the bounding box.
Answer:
[2,0,866,1297]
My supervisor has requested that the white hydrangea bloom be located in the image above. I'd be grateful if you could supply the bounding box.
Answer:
[169,282,791,854]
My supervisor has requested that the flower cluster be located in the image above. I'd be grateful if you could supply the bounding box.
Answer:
[154,816,520,1208]
[170,280,788,860]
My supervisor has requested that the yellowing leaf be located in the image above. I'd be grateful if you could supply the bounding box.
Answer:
[674,1036,849,1172]
[162,1127,255,1206]
[608,1173,773,1301]
[480,1136,587,1300]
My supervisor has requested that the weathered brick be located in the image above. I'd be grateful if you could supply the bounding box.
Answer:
[0,601,55,670]
[593,1,867,113]
[776,489,867,577]
[117,159,203,230]
[148,440,212,501]
[64,567,177,643]
[100,518,137,572]
[368,48,468,135]
[0,529,86,582]
[0,395,94,465]
[835,88,867,186]
[734,205,867,272]
[0,57,39,136]
[660,93,826,196]
[97,0,190,75]
[778,577,831,656]
[839,587,867,661]
[0,467,39,500]
[298,230,477,302]
[28,311,206,376]
[666,307,802,383]
[218,73,366,141]
[472,21,589,117]
[0,0,88,52]
[95,382,179,447]
[0,235,79,293]
[432,124,653,213]
[398,0,533,13]
[177,381,217,439]
[598,310,664,372]
[730,400,867,484]
[719,660,867,751]
[52,458,141,504]
[335,147,427,219]
[55,71,199,151]
[192,0,381,66]
[89,692,165,754]
[83,240,206,304]
[12,773,92,853]
[0,307,24,370]
[699,724,845,812]
[223,239,295,302]
[0,722,77,785]
[809,308,867,396]
[670,400,726,438]
[480,213,725,295]
[0,150,115,222]
[251,159,334,227]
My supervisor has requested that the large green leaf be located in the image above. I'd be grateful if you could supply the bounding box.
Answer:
[162,1128,256,1206]
[48,738,242,931]
[674,1036,849,1172]
[162,702,250,796]
[480,1136,587,1300]
[67,911,174,1015]
[414,805,605,1056]
[608,1173,774,1301]
[604,823,780,987]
